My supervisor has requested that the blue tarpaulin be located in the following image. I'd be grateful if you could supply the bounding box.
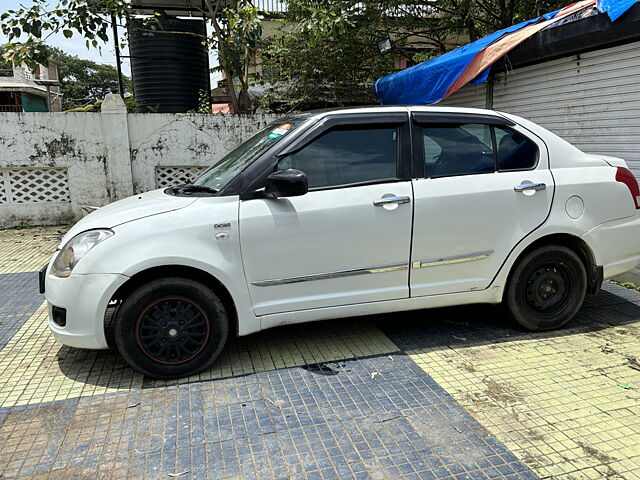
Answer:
[598,0,640,20]
[374,0,640,106]
[373,11,558,105]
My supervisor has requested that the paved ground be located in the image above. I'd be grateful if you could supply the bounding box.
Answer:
[0,226,639,480]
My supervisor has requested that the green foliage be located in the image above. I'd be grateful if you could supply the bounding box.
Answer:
[610,280,640,292]
[1,0,263,113]
[49,46,132,110]
[430,0,569,42]
[206,0,263,112]
[261,1,406,111]
[1,0,571,113]
[262,0,569,111]
[1,0,127,69]
[188,89,214,114]
[65,95,136,113]
[0,43,132,110]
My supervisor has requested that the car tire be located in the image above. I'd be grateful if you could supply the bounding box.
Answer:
[505,245,587,331]
[114,277,228,379]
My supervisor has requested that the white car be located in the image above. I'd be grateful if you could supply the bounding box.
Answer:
[42,106,640,378]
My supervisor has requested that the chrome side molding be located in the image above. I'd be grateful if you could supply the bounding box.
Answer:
[253,250,494,286]
[412,250,494,269]
[252,262,408,287]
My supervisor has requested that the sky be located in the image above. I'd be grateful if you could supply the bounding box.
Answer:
[0,0,220,83]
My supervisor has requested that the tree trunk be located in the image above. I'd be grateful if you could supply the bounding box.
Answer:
[203,0,241,113]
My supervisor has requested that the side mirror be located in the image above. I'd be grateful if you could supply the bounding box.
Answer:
[265,169,308,198]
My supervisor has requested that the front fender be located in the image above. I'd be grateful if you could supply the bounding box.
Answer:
[70,197,260,336]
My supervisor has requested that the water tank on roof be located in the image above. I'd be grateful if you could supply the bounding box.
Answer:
[128,13,209,113]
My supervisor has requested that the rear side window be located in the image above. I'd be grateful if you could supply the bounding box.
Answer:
[278,126,397,189]
[421,123,539,178]
[422,124,494,178]
[495,127,538,171]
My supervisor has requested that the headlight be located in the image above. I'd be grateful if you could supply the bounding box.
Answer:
[52,229,114,278]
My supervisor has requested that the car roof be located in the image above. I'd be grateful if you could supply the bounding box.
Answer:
[281,105,503,123]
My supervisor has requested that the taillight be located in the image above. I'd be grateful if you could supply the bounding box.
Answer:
[615,167,640,209]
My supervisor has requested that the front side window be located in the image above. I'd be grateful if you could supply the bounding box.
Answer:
[423,124,494,178]
[277,126,398,189]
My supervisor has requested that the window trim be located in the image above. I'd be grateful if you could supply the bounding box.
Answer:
[306,177,408,193]
[411,112,516,127]
[277,113,409,158]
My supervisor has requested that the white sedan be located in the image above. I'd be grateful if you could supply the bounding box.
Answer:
[42,106,640,378]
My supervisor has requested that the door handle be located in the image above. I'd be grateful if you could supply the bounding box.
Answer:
[374,196,411,207]
[514,182,546,192]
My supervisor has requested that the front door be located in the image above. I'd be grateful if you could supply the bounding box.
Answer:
[239,123,413,316]
[410,121,555,297]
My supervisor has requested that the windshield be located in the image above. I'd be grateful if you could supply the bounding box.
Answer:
[194,122,298,192]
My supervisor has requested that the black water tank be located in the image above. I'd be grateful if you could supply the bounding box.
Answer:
[128,14,209,113]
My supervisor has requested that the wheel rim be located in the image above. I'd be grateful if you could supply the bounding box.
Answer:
[524,262,573,318]
[135,297,210,365]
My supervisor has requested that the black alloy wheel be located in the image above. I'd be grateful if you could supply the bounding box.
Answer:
[135,297,210,365]
[505,245,587,331]
[114,277,228,378]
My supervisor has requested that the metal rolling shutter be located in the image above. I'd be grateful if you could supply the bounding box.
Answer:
[438,83,487,109]
[493,41,640,180]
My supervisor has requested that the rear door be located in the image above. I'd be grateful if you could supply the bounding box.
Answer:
[410,113,555,297]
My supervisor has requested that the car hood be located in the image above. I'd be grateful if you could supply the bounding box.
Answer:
[61,189,197,243]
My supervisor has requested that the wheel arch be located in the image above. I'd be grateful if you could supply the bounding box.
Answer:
[504,233,601,297]
[107,265,239,338]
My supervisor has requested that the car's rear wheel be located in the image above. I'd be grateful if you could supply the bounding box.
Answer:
[505,245,587,331]
[114,277,228,379]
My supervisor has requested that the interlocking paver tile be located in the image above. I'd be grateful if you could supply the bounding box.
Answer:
[2,227,640,479]
[0,272,43,349]
[0,227,63,274]
[0,301,398,408]
[0,355,536,480]
[379,282,640,480]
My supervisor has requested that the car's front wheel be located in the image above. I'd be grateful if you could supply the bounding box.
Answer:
[114,277,228,379]
[505,245,587,331]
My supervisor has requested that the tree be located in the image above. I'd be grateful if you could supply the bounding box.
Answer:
[429,0,568,42]
[48,46,133,110]
[0,43,132,110]
[261,0,569,111]
[0,0,262,113]
[261,0,444,111]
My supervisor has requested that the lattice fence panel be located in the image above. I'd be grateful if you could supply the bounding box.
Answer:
[155,166,207,188]
[6,168,71,204]
[0,171,9,204]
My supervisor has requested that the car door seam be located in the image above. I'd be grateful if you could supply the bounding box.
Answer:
[408,179,417,297]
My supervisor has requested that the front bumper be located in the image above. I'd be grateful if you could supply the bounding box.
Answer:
[45,271,129,349]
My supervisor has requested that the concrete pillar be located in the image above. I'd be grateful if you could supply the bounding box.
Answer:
[100,94,134,201]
